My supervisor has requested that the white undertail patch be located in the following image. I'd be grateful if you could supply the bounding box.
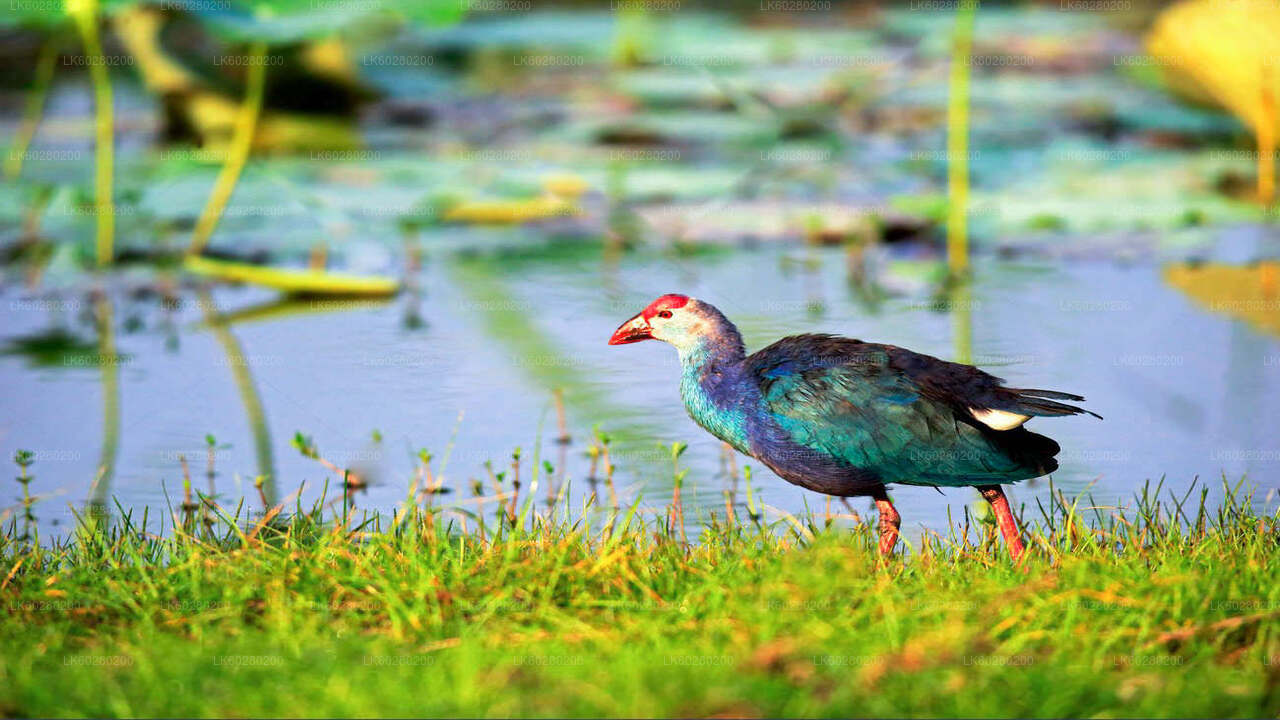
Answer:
[970,408,1031,430]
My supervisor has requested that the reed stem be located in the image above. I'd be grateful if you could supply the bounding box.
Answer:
[67,0,115,266]
[188,41,268,256]
[946,0,977,278]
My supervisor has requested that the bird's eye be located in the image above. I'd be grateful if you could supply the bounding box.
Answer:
[657,310,673,319]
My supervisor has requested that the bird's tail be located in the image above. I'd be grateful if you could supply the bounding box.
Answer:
[1006,388,1102,420]
[987,426,1061,477]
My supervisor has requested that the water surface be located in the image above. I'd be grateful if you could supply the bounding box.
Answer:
[3,236,1277,539]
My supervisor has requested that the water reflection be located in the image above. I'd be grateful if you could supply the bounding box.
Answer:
[199,289,278,507]
[88,292,120,518]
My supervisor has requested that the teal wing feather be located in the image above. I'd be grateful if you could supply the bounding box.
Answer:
[750,336,1055,486]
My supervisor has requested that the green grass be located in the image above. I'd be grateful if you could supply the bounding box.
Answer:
[1,475,1277,718]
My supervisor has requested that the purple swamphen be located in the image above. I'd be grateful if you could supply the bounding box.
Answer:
[608,294,1100,559]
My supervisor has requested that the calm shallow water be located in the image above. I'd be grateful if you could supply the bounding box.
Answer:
[2,236,1278,539]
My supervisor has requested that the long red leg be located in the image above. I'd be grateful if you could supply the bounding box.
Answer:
[870,488,901,557]
[978,484,1025,561]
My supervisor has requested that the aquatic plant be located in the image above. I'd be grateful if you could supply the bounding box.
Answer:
[1146,0,1280,204]
[441,175,587,226]
[946,0,977,278]
[65,0,113,266]
[591,425,620,511]
[3,37,59,181]
[442,195,577,224]
[612,3,653,68]
[127,6,402,296]
[183,255,400,297]
[11,450,37,545]
[188,39,268,257]
[111,4,365,154]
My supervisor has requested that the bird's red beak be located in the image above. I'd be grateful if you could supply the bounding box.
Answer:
[608,312,653,345]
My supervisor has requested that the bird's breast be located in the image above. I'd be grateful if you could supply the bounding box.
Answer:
[679,369,753,455]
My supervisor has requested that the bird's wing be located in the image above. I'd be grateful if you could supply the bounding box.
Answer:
[746,335,1063,485]
[882,341,1101,426]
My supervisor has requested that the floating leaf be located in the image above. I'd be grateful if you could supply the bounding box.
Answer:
[443,195,577,225]
[183,255,400,297]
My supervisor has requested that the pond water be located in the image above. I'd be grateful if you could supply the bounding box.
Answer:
[3,232,1277,540]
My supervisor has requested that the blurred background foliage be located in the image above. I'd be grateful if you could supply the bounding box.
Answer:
[1,0,1277,529]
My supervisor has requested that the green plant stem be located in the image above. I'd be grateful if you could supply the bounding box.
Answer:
[15,456,36,544]
[4,35,59,181]
[951,278,973,366]
[68,3,115,267]
[946,0,977,278]
[188,41,268,256]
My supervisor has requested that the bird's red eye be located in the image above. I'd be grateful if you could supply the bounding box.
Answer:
[658,310,673,319]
